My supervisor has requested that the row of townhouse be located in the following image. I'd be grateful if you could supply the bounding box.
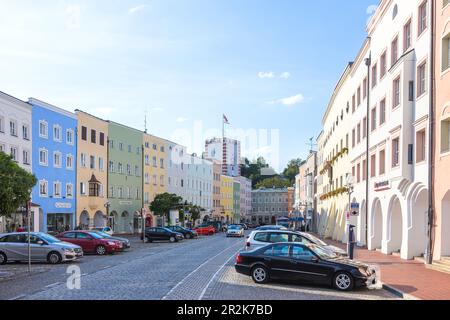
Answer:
[0,92,251,234]
[315,0,450,265]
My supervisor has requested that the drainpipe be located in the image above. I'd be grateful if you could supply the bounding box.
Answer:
[365,43,372,247]
[426,0,436,265]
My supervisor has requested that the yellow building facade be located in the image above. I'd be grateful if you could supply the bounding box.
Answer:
[220,175,234,223]
[143,133,168,227]
[75,110,109,229]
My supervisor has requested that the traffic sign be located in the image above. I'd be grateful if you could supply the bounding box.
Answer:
[350,203,360,217]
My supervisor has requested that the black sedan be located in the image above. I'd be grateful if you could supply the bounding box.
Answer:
[235,242,375,291]
[88,230,131,251]
[166,226,198,239]
[145,227,184,243]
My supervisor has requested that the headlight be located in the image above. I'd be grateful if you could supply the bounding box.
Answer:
[62,247,74,252]
[358,267,369,276]
[107,241,116,246]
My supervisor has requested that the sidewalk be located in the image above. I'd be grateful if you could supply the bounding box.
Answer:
[324,238,450,300]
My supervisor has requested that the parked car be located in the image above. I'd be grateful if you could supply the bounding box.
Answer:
[235,242,375,291]
[90,227,114,235]
[0,232,83,265]
[145,227,184,243]
[88,230,131,250]
[166,226,198,239]
[236,223,248,230]
[226,225,245,238]
[255,225,288,231]
[193,225,216,236]
[245,230,347,257]
[246,223,256,229]
[56,231,122,255]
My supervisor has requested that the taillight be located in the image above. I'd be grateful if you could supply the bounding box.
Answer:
[236,254,242,264]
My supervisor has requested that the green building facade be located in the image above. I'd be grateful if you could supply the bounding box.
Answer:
[233,181,241,224]
[107,121,143,234]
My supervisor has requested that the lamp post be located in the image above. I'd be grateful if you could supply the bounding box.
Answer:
[346,174,354,258]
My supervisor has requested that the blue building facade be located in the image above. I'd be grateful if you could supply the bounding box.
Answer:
[30,98,77,233]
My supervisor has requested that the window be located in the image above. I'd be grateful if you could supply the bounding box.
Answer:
[81,126,87,141]
[292,245,314,260]
[118,163,123,174]
[416,130,426,162]
[371,154,376,177]
[109,140,114,149]
[379,150,386,175]
[380,99,386,126]
[161,146,165,152]
[135,165,139,176]
[109,186,114,198]
[66,155,73,169]
[9,120,17,137]
[39,180,48,197]
[363,117,367,139]
[357,123,361,144]
[145,155,150,165]
[363,78,367,99]
[393,77,401,108]
[362,159,367,181]
[160,158,164,168]
[153,156,157,167]
[80,182,86,196]
[357,87,361,106]
[99,132,105,146]
[371,107,377,131]
[145,173,150,184]
[160,175,165,186]
[128,145,132,153]
[352,95,356,113]
[441,118,450,153]
[23,150,30,165]
[392,137,400,167]
[380,51,387,78]
[39,121,48,138]
[90,155,96,169]
[91,129,96,144]
[418,1,427,36]
[66,184,73,198]
[52,125,62,142]
[53,181,61,198]
[136,147,140,155]
[119,143,123,151]
[80,153,87,168]
[39,149,48,166]
[54,152,62,168]
[443,35,450,72]
[66,129,74,145]
[126,164,131,175]
[371,63,377,87]
[109,161,115,173]
[153,144,157,150]
[269,233,289,243]
[99,157,104,171]
[404,19,412,51]
[22,125,29,140]
[352,129,356,147]
[417,62,427,97]
[357,163,361,183]
[89,182,100,197]
[0,116,4,133]
[391,36,399,66]
[10,146,18,162]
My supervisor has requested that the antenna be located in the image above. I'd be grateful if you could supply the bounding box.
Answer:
[306,137,317,153]
[144,110,148,133]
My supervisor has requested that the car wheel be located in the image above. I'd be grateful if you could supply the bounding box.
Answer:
[47,251,62,264]
[0,252,7,265]
[169,236,176,243]
[146,237,153,243]
[96,245,107,256]
[333,272,354,291]
[251,265,269,284]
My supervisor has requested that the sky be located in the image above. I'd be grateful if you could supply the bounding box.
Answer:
[0,0,379,172]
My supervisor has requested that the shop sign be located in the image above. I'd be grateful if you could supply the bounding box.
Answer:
[55,202,72,209]
[374,180,391,192]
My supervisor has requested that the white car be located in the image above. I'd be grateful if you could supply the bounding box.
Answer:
[91,227,114,235]
[226,225,245,238]
[245,230,347,257]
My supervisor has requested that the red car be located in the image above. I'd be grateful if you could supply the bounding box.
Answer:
[193,225,216,236]
[56,231,122,255]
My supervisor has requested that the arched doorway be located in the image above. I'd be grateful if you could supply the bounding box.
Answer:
[387,196,403,255]
[121,211,130,233]
[94,211,105,228]
[441,190,450,256]
[79,211,89,229]
[370,198,383,250]
[109,211,118,232]
[408,188,428,259]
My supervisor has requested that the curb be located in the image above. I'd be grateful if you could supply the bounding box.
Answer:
[381,283,420,300]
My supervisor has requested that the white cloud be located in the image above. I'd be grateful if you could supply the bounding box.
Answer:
[66,5,81,30]
[280,72,291,79]
[258,72,275,79]
[128,4,148,15]
[151,107,164,112]
[268,94,305,106]
[176,117,188,123]
[92,107,115,117]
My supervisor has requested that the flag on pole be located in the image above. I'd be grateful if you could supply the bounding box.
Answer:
[223,114,230,124]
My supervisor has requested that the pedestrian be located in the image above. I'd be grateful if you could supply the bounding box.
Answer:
[65,224,70,231]
[16,225,25,232]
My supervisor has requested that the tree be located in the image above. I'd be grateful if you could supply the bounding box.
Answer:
[0,152,37,217]
[150,193,183,224]
[282,158,305,185]
[241,157,275,188]
[255,176,291,189]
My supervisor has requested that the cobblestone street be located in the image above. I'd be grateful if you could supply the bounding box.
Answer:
[0,233,397,300]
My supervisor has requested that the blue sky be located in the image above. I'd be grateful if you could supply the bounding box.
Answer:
[0,0,378,172]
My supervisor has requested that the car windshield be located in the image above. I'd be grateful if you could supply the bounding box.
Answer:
[228,225,240,230]
[96,231,111,238]
[307,244,338,260]
[303,233,328,246]
[38,233,62,243]
[87,232,103,239]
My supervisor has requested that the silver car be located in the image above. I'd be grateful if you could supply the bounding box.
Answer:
[0,232,83,265]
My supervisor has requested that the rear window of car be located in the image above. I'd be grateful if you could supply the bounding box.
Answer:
[62,232,76,239]
[268,233,289,243]
[253,232,268,242]
[291,234,311,244]
[2,234,25,243]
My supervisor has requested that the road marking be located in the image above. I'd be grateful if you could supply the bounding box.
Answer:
[8,294,26,301]
[162,241,243,300]
[45,282,61,288]
[198,247,242,300]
